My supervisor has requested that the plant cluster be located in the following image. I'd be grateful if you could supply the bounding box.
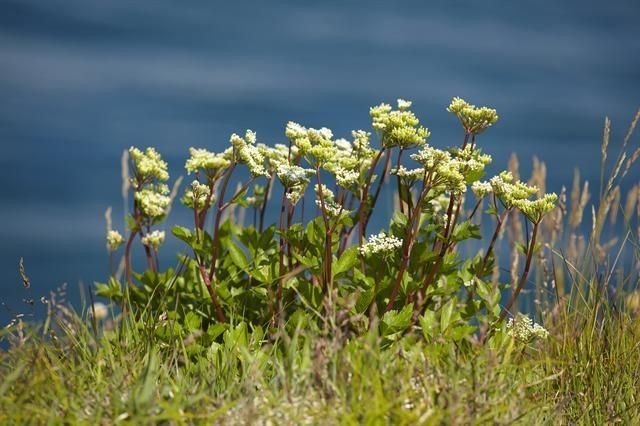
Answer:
[98,97,558,347]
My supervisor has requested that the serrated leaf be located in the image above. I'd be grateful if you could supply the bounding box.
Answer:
[381,304,413,336]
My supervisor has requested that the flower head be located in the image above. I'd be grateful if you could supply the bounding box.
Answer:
[447,97,498,135]
[106,230,125,252]
[506,313,549,342]
[230,130,269,178]
[511,193,558,223]
[129,147,169,181]
[360,232,403,257]
[370,100,430,148]
[182,180,213,209]
[185,148,231,175]
[141,230,166,250]
[471,181,492,198]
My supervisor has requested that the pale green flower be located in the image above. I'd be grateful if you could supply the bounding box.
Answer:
[230,130,269,178]
[335,167,360,188]
[276,163,314,205]
[397,98,412,110]
[471,181,492,198]
[182,180,213,209]
[185,148,231,175]
[129,147,169,181]
[141,230,165,250]
[285,122,337,166]
[447,97,498,135]
[511,193,558,223]
[106,230,125,252]
[411,145,451,169]
[370,100,430,148]
[135,188,171,218]
[314,184,344,217]
[276,164,314,188]
[489,172,538,207]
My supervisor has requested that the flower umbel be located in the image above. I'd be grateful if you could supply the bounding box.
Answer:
[447,97,498,135]
[506,313,549,342]
[106,230,125,252]
[141,230,166,250]
[360,232,403,257]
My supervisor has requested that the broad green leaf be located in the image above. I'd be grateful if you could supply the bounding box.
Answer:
[381,304,413,336]
[333,246,358,278]
[440,297,456,333]
[227,241,249,269]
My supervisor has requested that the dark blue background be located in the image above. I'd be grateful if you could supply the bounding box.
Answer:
[1,0,638,322]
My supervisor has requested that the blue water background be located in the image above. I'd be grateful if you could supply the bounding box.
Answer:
[1,0,639,322]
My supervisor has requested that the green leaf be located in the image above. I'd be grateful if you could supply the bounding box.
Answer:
[172,226,193,244]
[381,304,413,336]
[440,297,456,333]
[227,241,249,270]
[184,311,202,331]
[333,246,358,278]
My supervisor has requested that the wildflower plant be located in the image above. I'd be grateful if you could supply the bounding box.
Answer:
[98,96,558,348]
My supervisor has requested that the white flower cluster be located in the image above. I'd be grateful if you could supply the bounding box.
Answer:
[185,147,231,175]
[141,230,166,250]
[106,230,125,252]
[335,168,360,188]
[410,146,469,194]
[276,164,313,188]
[129,147,169,181]
[231,130,269,178]
[359,232,403,257]
[276,163,315,205]
[506,314,549,342]
[447,97,499,135]
[369,99,430,148]
[471,181,492,198]
[182,180,213,209]
[259,143,298,173]
[135,186,171,218]
[285,121,337,165]
[314,184,344,217]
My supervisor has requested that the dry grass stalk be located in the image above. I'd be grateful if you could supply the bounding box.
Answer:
[623,184,638,221]
[529,156,546,197]
[121,149,130,220]
[608,186,621,226]
[568,169,590,230]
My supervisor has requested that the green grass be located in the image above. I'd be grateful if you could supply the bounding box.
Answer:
[1,293,639,424]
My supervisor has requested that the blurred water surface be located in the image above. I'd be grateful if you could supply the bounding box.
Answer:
[1,0,638,320]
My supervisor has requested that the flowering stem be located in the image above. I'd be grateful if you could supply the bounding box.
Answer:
[384,171,431,312]
[143,243,156,273]
[363,151,392,237]
[396,148,405,214]
[258,174,274,233]
[198,264,226,323]
[467,198,483,221]
[276,186,289,326]
[498,221,539,323]
[207,163,235,301]
[478,202,511,276]
[315,167,332,291]
[354,147,386,246]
